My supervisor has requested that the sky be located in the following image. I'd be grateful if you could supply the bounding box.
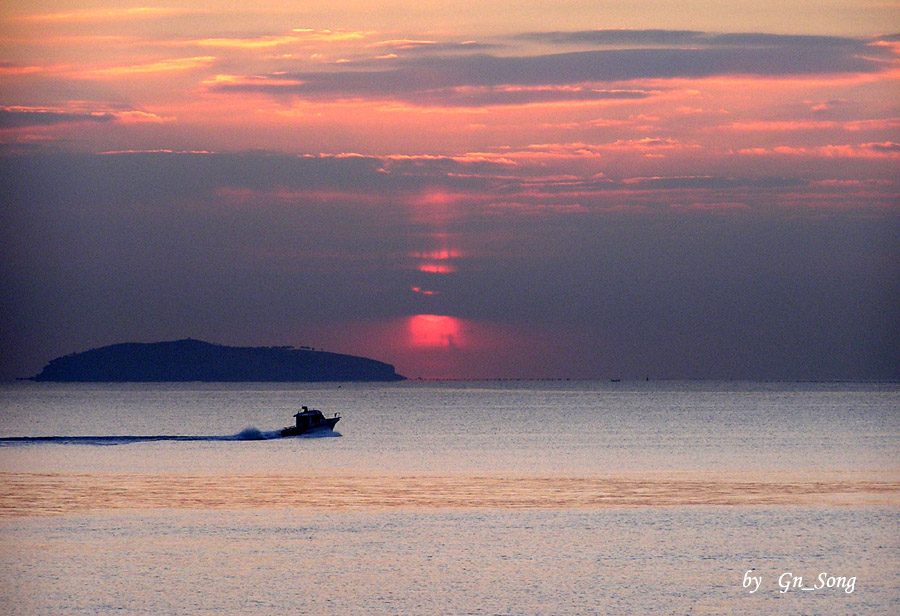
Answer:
[1,1,899,380]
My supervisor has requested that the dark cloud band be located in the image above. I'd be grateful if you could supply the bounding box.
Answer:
[0,109,115,129]
[210,31,891,106]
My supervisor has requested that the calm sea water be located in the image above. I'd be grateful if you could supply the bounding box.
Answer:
[1,380,898,614]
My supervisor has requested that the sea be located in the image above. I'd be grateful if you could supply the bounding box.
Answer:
[0,380,897,615]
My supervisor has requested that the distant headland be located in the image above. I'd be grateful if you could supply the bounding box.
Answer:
[26,339,406,382]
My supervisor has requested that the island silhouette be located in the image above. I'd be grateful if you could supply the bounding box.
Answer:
[27,338,405,382]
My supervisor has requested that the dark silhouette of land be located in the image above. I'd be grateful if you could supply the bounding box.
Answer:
[27,339,405,382]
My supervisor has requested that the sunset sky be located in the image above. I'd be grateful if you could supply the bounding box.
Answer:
[2,1,898,380]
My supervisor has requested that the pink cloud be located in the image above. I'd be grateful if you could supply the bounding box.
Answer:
[723,118,900,132]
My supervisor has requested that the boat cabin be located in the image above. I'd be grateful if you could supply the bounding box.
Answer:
[294,406,326,428]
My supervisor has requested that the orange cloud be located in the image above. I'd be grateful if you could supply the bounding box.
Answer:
[164,29,374,53]
[0,64,45,76]
[172,36,304,50]
[202,74,307,88]
[291,29,372,42]
[112,110,172,124]
[83,56,217,78]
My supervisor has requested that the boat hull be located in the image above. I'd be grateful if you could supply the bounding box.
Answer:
[279,416,340,437]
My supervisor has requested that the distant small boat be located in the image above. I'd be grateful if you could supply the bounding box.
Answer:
[280,406,341,437]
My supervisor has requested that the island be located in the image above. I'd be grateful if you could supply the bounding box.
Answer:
[27,339,406,382]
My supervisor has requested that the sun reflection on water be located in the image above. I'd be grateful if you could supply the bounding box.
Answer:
[2,471,896,517]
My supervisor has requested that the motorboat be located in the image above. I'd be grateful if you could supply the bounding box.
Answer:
[280,406,341,436]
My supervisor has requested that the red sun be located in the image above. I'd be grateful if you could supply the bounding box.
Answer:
[407,314,463,348]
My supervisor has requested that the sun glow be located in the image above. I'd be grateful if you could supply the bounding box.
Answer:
[410,286,440,295]
[417,263,457,274]
[411,249,463,260]
[407,314,463,348]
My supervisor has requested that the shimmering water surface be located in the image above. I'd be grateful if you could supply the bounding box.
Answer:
[1,380,898,614]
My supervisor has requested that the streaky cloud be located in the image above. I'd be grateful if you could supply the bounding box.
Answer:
[518,29,705,46]
[867,141,900,152]
[519,29,874,50]
[406,87,652,108]
[368,40,500,54]
[0,107,115,128]
[622,176,809,190]
[704,33,868,48]
[210,37,889,106]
